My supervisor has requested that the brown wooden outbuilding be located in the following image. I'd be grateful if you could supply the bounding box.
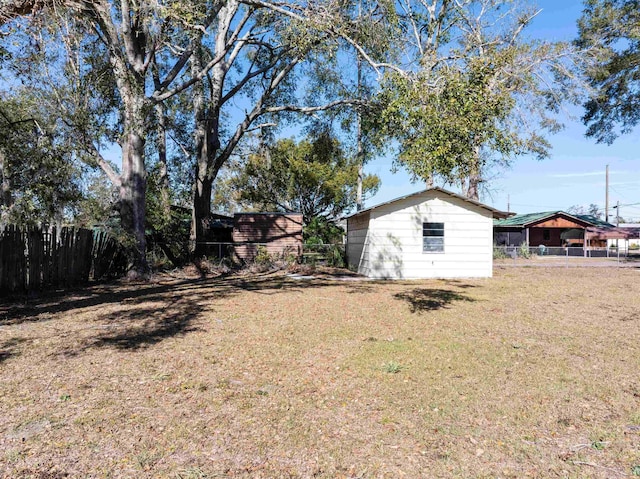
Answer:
[232,213,303,262]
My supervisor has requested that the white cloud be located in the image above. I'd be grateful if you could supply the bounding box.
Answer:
[549,170,626,178]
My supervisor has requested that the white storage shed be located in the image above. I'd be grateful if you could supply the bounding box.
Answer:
[346,187,510,279]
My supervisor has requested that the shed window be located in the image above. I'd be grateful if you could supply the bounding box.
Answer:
[423,222,444,253]
[543,229,550,241]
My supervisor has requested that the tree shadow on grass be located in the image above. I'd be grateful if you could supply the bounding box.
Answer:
[0,273,375,356]
[1,278,222,326]
[89,296,203,351]
[1,273,374,328]
[0,337,30,363]
[394,288,476,313]
[13,468,69,479]
[443,280,478,289]
[56,285,223,356]
[1,270,383,359]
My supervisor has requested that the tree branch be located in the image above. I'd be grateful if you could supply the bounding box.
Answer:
[242,0,407,78]
[264,98,367,114]
[220,50,285,106]
[214,56,301,171]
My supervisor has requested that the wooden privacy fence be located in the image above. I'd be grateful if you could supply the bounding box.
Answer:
[0,226,127,296]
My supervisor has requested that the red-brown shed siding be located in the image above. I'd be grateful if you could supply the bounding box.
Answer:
[232,213,303,261]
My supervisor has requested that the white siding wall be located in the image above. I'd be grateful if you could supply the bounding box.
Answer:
[346,212,371,275]
[364,191,494,279]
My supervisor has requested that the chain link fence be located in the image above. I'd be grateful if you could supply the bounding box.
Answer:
[161,241,346,267]
[494,245,632,261]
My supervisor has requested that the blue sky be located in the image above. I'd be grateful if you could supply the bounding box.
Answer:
[363,0,640,221]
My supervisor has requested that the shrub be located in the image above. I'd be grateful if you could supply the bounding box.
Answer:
[519,242,532,259]
[327,244,346,268]
[246,246,298,273]
[493,245,508,259]
[254,246,272,266]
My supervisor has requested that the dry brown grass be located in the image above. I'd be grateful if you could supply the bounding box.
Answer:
[1,266,640,478]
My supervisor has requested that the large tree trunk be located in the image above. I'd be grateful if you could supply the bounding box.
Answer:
[117,70,150,277]
[190,98,222,258]
[89,0,151,278]
[120,126,149,277]
[155,102,171,221]
[191,169,212,258]
[153,63,171,223]
[189,23,227,257]
[465,145,482,200]
[466,175,480,200]
[190,40,209,258]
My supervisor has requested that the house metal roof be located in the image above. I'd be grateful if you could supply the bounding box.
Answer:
[345,187,511,220]
[494,211,615,228]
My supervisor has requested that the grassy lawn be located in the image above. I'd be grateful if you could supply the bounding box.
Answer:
[1,266,640,478]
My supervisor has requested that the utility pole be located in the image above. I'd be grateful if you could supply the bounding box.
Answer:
[616,200,620,260]
[605,164,609,222]
[507,194,510,213]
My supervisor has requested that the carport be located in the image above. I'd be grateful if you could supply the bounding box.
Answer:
[585,226,639,257]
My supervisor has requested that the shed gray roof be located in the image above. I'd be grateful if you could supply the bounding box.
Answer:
[345,187,511,220]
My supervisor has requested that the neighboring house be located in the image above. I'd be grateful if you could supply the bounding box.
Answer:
[345,187,510,279]
[232,212,303,262]
[494,211,615,248]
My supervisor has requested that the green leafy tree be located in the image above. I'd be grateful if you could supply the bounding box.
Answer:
[72,172,118,228]
[576,0,640,143]
[233,133,380,224]
[304,216,345,245]
[375,60,529,197]
[0,93,84,227]
[371,0,579,199]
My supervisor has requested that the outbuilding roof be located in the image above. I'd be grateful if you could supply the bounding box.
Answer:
[494,211,615,228]
[345,187,511,220]
[586,226,640,240]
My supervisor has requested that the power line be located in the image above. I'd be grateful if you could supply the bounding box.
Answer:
[610,186,634,204]
[613,202,640,209]
[509,203,565,209]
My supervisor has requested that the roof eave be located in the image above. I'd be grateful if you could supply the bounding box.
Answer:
[345,187,510,220]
